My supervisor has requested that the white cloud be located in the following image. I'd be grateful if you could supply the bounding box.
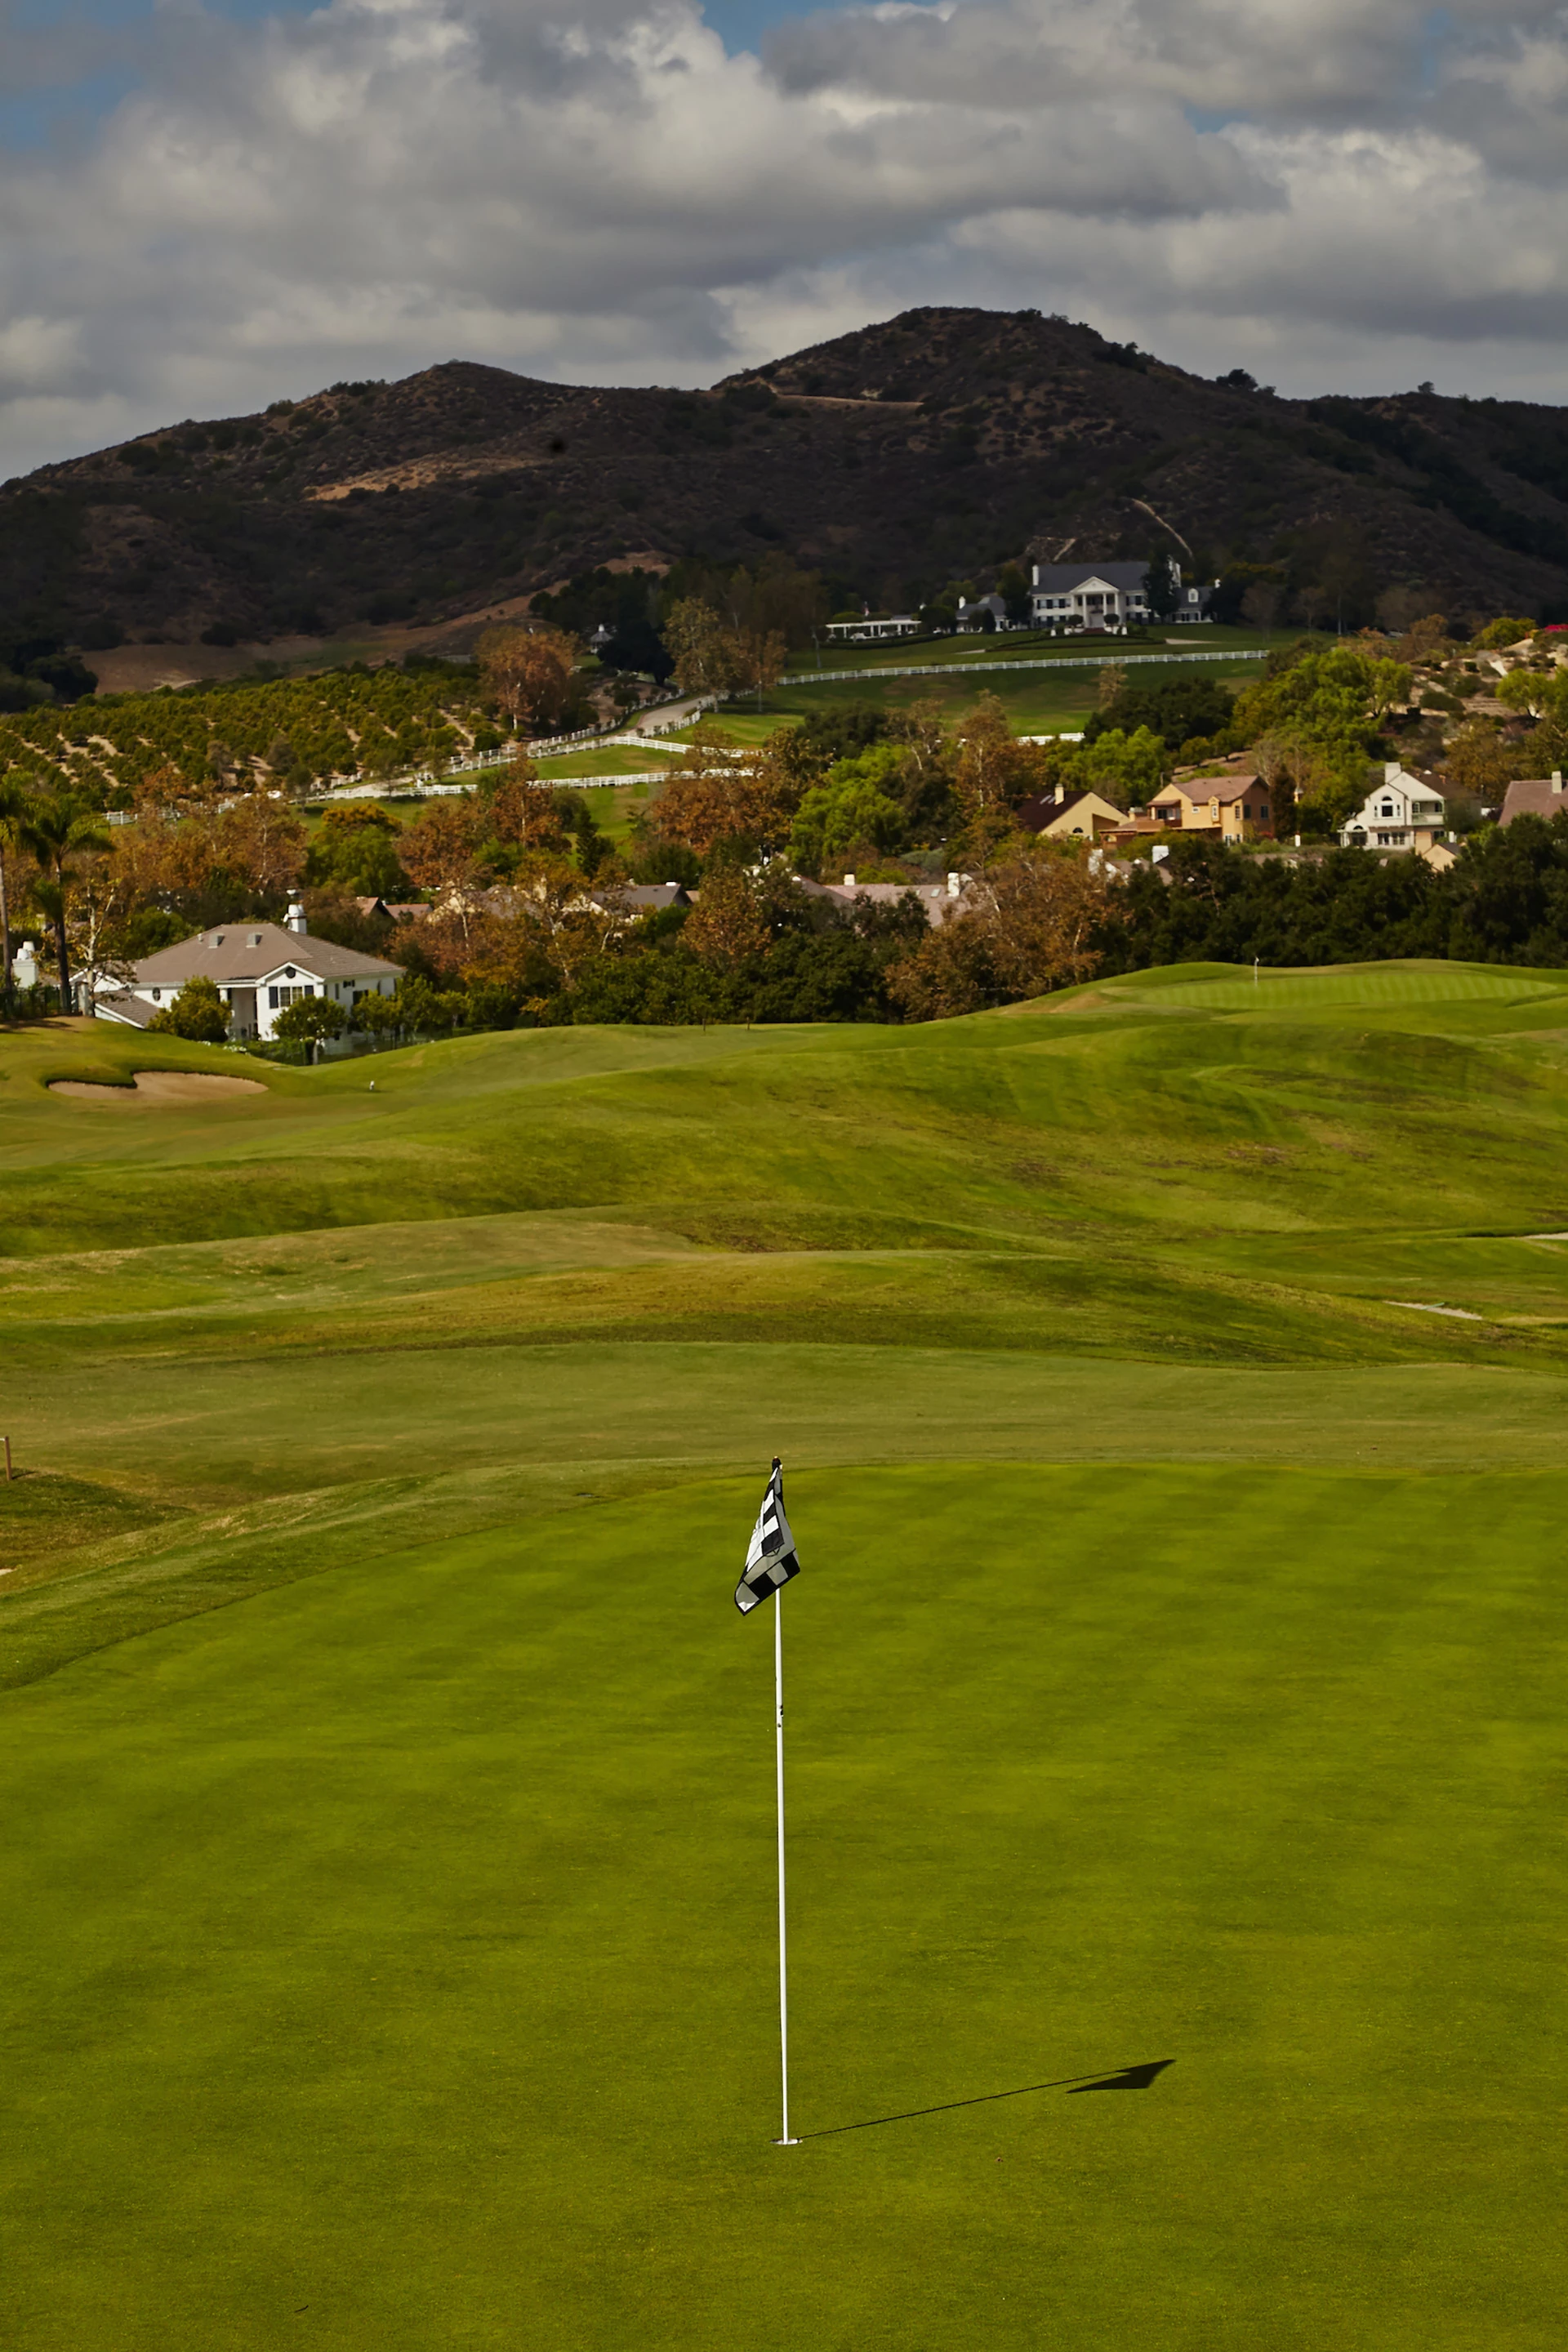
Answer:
[0,0,1565,478]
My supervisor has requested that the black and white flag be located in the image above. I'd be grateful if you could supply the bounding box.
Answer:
[735,1458,800,1615]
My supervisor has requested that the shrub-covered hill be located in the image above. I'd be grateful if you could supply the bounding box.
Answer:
[4,307,1567,657]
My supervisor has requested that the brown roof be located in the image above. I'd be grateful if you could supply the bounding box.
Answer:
[1152,773,1263,805]
[1499,777,1568,826]
[132,922,403,987]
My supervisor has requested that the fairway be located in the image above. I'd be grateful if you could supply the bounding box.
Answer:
[5,964,1568,2348]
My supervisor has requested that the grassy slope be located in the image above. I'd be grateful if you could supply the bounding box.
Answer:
[5,967,1568,2348]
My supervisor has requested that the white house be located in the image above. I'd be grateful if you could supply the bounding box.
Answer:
[823,614,922,644]
[1029,560,1215,633]
[92,903,403,1040]
[1339,764,1449,851]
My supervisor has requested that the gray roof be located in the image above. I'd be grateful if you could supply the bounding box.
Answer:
[93,992,158,1029]
[132,922,403,987]
[1500,777,1568,826]
[1032,562,1159,593]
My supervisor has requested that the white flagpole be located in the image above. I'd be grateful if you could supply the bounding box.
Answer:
[774,1583,799,2144]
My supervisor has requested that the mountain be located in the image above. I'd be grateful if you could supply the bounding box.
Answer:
[4,306,1567,662]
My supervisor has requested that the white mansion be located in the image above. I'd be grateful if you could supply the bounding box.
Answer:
[1030,560,1216,633]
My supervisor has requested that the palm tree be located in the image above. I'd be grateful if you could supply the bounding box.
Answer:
[0,770,33,1017]
[18,793,109,1014]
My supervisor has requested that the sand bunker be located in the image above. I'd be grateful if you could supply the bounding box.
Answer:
[50,1069,266,1102]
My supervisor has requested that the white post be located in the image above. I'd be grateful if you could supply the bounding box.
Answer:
[774,1587,798,2144]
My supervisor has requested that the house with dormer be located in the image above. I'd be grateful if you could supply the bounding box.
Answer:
[91,904,403,1040]
[1339,765,1448,851]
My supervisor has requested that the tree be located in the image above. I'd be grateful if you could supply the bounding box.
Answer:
[0,769,34,1013]
[399,799,483,936]
[951,695,1054,852]
[682,865,770,973]
[272,994,348,1051]
[653,721,797,857]
[1495,670,1550,720]
[996,564,1031,627]
[1143,550,1182,623]
[18,791,109,1009]
[1475,617,1536,651]
[305,803,408,896]
[147,974,229,1043]
[662,599,745,699]
[1444,723,1521,804]
[788,751,906,876]
[476,625,580,735]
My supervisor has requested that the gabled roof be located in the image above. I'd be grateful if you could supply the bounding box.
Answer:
[1016,789,1125,832]
[131,922,403,986]
[1033,562,1158,593]
[1153,773,1263,805]
[1500,778,1568,826]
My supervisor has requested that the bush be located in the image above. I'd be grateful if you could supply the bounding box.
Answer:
[146,975,229,1043]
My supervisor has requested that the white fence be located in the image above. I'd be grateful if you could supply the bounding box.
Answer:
[779,648,1268,687]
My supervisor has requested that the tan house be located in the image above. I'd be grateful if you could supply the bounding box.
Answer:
[1147,772,1274,840]
[1016,787,1127,840]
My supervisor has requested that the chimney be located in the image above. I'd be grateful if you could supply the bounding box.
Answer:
[1384,760,1401,782]
[842,873,855,889]
[1553,771,1564,795]
[947,871,960,898]
[285,901,308,934]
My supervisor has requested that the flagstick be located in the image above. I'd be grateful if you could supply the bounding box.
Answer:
[774,1584,799,2145]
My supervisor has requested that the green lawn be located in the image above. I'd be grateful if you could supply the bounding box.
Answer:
[679,653,1268,743]
[6,1464,1566,2350]
[6,966,1568,2347]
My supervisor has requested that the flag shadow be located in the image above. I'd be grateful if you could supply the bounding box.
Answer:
[798,2060,1174,2140]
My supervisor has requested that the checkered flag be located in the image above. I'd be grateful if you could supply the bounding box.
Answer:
[735,1458,800,1615]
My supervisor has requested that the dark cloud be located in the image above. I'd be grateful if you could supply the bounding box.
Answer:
[0,0,1564,477]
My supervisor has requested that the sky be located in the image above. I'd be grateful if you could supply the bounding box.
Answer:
[2,0,1566,479]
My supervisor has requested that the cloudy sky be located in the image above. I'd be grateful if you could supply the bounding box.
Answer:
[2,0,1566,477]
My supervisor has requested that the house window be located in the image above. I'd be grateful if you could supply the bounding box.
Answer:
[151,988,161,1001]
[269,984,312,1009]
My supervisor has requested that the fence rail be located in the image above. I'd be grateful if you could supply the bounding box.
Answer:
[778,648,1269,687]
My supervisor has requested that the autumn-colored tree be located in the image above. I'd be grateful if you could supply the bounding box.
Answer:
[399,798,483,921]
[1444,722,1524,802]
[682,864,769,973]
[477,626,579,735]
[952,697,1054,853]
[889,840,1114,1018]
[653,721,797,857]
[216,793,306,902]
[477,759,569,853]
[463,853,625,997]
[662,599,745,699]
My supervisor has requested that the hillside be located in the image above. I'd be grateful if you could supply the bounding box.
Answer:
[4,309,1567,665]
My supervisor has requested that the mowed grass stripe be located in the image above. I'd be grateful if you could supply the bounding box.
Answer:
[3,1464,1566,2350]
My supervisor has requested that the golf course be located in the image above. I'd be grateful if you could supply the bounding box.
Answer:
[5,962,1568,2349]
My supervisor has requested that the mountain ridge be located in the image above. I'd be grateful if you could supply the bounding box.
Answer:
[4,306,1566,659]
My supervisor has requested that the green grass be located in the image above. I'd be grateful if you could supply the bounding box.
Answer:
[6,1465,1567,2350]
[532,746,680,779]
[7,964,1568,2346]
[783,622,1286,673]
[680,653,1267,743]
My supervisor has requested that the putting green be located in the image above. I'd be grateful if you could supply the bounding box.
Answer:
[4,1465,1565,2350]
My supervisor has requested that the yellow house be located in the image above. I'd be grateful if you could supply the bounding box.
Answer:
[1016,787,1127,840]
[1147,773,1273,839]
